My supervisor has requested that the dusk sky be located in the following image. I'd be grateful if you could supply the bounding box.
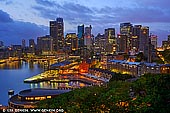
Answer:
[0,0,170,46]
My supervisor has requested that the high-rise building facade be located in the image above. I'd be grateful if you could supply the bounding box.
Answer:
[84,25,92,49]
[94,33,106,55]
[0,41,4,47]
[139,26,149,52]
[117,34,128,53]
[29,39,35,54]
[132,25,142,51]
[162,35,170,50]
[120,22,133,52]
[37,35,53,55]
[65,33,78,53]
[50,18,64,52]
[22,39,26,48]
[168,35,170,41]
[150,35,157,49]
[77,24,84,48]
[105,28,116,53]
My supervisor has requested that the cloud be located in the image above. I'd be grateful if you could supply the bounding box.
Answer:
[0,10,48,45]
[0,10,13,23]
[0,0,13,5]
[33,0,94,24]
[32,0,170,40]
[33,0,170,25]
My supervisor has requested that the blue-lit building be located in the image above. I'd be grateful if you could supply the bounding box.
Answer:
[77,24,84,48]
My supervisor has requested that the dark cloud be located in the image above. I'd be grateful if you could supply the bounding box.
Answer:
[35,0,61,7]
[33,1,94,24]
[95,6,170,23]
[32,0,170,42]
[0,10,13,23]
[0,10,48,45]
[33,0,170,25]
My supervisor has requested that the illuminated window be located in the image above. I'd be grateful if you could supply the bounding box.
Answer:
[47,96,51,99]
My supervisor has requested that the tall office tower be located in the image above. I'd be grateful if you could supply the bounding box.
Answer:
[84,25,92,49]
[0,41,4,47]
[139,26,151,62]
[105,28,116,53]
[29,39,35,54]
[78,24,84,48]
[94,33,106,55]
[120,22,133,52]
[162,35,170,50]
[37,35,53,55]
[132,25,142,51]
[150,35,158,49]
[120,22,133,35]
[168,35,170,41]
[50,18,64,52]
[117,34,128,53]
[139,26,149,52]
[65,33,78,54]
[22,39,26,48]
[162,41,169,50]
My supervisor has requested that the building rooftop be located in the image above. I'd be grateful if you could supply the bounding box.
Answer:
[18,88,71,97]
[164,64,170,67]
[50,60,71,67]
[9,88,71,105]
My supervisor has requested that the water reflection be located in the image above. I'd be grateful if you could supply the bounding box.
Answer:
[0,61,23,69]
[29,81,89,89]
[0,61,45,70]
[0,61,44,105]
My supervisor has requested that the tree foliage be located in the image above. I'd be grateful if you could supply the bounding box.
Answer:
[37,73,170,113]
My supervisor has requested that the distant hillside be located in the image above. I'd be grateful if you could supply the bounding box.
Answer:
[37,73,170,113]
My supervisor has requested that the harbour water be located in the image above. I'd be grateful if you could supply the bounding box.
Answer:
[0,61,88,106]
[0,61,44,106]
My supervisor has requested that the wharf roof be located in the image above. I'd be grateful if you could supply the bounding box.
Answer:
[124,61,141,65]
[18,88,71,97]
[164,64,170,67]
[144,62,158,67]
[50,60,71,67]
[109,60,140,65]
[109,60,126,63]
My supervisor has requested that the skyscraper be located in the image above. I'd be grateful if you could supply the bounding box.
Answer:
[150,35,157,49]
[22,39,26,48]
[84,25,92,49]
[65,33,78,54]
[50,18,64,52]
[139,26,149,52]
[0,41,4,47]
[120,22,133,35]
[94,33,106,55]
[120,22,133,52]
[29,39,35,54]
[117,34,128,53]
[132,25,142,51]
[168,35,170,41]
[37,35,53,55]
[77,24,84,48]
[105,28,116,53]
[138,26,151,62]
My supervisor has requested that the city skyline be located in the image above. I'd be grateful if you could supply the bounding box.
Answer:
[0,0,170,46]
